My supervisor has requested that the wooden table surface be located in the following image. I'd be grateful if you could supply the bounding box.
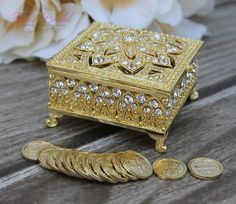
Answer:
[0,1,236,204]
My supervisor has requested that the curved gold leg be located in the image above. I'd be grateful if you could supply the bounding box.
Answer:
[189,87,199,101]
[149,132,168,153]
[45,112,63,128]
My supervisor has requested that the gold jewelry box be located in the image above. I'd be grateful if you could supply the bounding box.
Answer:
[45,22,203,153]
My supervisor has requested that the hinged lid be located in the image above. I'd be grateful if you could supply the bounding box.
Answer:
[47,22,203,94]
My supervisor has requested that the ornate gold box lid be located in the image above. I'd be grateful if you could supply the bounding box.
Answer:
[47,22,203,95]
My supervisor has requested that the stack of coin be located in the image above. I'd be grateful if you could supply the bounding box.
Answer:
[22,141,153,183]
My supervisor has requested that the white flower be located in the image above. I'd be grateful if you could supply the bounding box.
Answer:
[81,0,158,29]
[82,0,215,39]
[0,0,90,64]
[150,0,215,39]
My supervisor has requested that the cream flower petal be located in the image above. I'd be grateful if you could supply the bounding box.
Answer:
[197,0,215,16]
[0,0,25,22]
[156,0,176,15]
[81,0,110,22]
[147,21,163,33]
[111,0,158,28]
[33,14,89,59]
[12,21,54,57]
[24,0,41,32]
[179,0,207,17]
[0,51,18,64]
[41,0,58,25]
[171,18,207,39]
[156,1,182,26]
[0,23,34,53]
[55,3,83,41]
[0,18,6,37]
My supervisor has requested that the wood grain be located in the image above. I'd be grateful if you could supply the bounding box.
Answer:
[0,1,236,204]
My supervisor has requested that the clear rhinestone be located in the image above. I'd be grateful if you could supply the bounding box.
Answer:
[93,54,104,64]
[92,30,102,39]
[124,95,134,104]
[136,94,146,104]
[96,96,103,104]
[149,99,159,108]
[124,33,134,42]
[120,58,129,65]
[127,63,136,70]
[112,88,122,97]
[101,90,110,98]
[140,47,147,52]
[167,99,174,108]
[107,98,114,105]
[174,89,181,98]
[78,84,87,93]
[66,79,76,88]
[126,47,135,56]
[154,33,160,39]
[152,58,159,64]
[143,107,151,114]
[56,80,64,89]
[159,55,168,65]
[84,93,91,100]
[50,87,57,94]
[181,78,187,87]
[135,58,142,66]
[192,60,199,73]
[74,92,81,99]
[79,44,86,50]
[131,103,138,110]
[89,83,99,92]
[167,46,179,53]
[61,89,68,95]
[120,101,127,108]
[166,109,171,117]
[113,46,121,51]
[155,108,162,116]
[186,72,193,79]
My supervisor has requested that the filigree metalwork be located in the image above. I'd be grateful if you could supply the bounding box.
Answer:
[73,27,184,76]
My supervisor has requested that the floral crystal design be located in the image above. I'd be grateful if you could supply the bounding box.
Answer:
[73,26,185,76]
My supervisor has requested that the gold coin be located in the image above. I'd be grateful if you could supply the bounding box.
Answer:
[113,153,137,180]
[100,153,128,183]
[82,153,105,182]
[92,154,117,183]
[62,150,84,178]
[55,149,75,177]
[38,146,57,170]
[188,157,223,180]
[120,150,153,179]
[153,158,187,180]
[22,141,53,162]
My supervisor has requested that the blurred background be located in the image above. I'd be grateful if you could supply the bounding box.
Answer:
[0,0,215,64]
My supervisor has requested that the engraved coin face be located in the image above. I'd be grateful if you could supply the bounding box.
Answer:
[188,157,223,180]
[22,141,53,162]
[120,150,153,179]
[153,158,187,180]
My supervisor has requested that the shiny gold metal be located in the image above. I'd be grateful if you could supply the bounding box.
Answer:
[22,141,152,183]
[189,87,199,100]
[45,112,63,128]
[46,22,203,152]
[21,141,53,162]
[153,158,187,180]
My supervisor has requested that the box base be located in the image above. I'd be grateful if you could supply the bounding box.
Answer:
[45,88,199,153]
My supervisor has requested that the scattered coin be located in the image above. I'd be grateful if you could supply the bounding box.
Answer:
[153,158,187,180]
[21,141,53,162]
[188,157,223,180]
